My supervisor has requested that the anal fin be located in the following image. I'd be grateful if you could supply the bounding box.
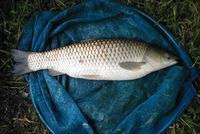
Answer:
[48,69,64,76]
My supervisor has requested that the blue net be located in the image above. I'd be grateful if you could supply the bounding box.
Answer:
[18,1,198,134]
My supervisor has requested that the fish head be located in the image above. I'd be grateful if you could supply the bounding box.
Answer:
[146,46,178,67]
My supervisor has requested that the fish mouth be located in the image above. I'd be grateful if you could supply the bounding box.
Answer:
[166,60,178,67]
[171,60,178,65]
[175,58,186,67]
[170,54,179,65]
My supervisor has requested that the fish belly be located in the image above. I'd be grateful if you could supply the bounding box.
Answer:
[52,60,153,80]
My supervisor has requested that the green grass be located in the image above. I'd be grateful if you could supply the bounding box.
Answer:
[0,0,199,134]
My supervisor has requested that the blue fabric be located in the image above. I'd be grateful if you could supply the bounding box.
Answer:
[18,0,198,134]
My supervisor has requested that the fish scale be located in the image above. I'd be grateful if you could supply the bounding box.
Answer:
[49,39,148,77]
[11,39,177,80]
[35,40,144,73]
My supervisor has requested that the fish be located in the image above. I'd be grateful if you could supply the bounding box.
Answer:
[11,39,177,80]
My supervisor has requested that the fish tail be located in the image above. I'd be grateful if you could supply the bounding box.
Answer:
[11,49,32,75]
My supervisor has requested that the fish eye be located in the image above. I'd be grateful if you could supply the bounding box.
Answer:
[167,56,171,60]
[164,53,171,60]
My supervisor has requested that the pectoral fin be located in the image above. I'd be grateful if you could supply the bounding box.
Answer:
[119,61,145,71]
[48,70,64,76]
[80,74,100,79]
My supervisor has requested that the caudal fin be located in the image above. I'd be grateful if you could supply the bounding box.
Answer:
[11,49,32,75]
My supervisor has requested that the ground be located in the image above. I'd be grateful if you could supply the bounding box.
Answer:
[0,0,199,134]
